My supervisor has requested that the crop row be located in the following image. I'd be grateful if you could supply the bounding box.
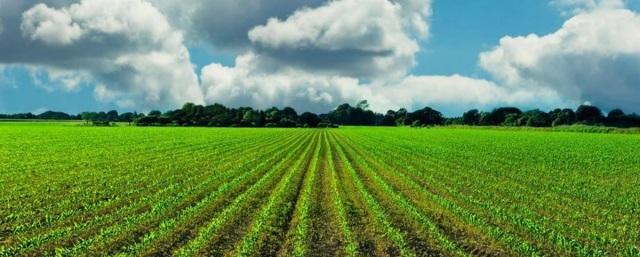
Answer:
[1,124,639,256]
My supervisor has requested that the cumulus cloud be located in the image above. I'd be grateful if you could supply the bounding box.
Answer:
[21,3,82,46]
[200,53,364,113]
[480,7,640,111]
[394,0,432,38]
[201,52,558,114]
[148,0,327,49]
[247,0,419,79]
[372,75,563,113]
[199,0,558,114]
[0,0,203,109]
[148,0,431,50]
[7,0,634,114]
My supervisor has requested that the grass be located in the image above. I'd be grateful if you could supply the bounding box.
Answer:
[1,123,639,257]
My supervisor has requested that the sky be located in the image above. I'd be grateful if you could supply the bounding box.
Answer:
[0,0,639,116]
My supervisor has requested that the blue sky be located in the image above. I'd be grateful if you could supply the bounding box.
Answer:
[416,0,564,76]
[1,0,639,115]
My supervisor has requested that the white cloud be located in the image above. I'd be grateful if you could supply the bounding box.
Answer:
[149,0,327,49]
[372,75,563,113]
[1,0,203,110]
[46,68,90,91]
[24,66,91,92]
[201,53,365,113]
[480,7,640,111]
[201,52,557,114]
[199,0,557,114]
[394,0,432,38]
[7,0,635,114]
[247,0,419,79]
[21,3,82,46]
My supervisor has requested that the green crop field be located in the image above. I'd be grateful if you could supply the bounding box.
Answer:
[1,122,639,257]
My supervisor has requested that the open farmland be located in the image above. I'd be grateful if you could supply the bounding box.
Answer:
[1,123,640,257]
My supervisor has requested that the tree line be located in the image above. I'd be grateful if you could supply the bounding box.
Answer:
[2,100,639,128]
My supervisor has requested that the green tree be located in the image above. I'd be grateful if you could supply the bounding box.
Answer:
[382,110,397,126]
[299,112,321,127]
[488,107,522,125]
[80,112,97,124]
[551,109,576,127]
[576,105,604,125]
[522,109,551,127]
[463,109,480,125]
[242,109,260,126]
[408,107,444,126]
[148,110,162,117]
[106,110,119,122]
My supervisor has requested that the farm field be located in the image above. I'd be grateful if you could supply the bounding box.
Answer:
[1,123,640,257]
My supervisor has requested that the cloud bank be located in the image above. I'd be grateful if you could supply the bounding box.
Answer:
[148,0,327,49]
[480,6,640,111]
[0,0,203,109]
[198,0,564,113]
[0,0,639,113]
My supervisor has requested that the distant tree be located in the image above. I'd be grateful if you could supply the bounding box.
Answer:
[118,112,135,125]
[488,107,522,125]
[445,117,464,125]
[548,108,561,121]
[265,107,283,124]
[95,112,107,121]
[522,109,551,127]
[209,112,232,127]
[80,112,98,124]
[551,108,576,127]
[607,109,625,119]
[106,110,119,122]
[350,107,376,125]
[462,109,480,125]
[241,109,260,126]
[625,114,640,128]
[502,113,521,126]
[327,102,375,125]
[605,109,640,128]
[299,112,321,127]
[382,110,397,126]
[408,107,444,126]
[38,111,72,120]
[606,109,625,127]
[479,112,493,126]
[182,102,196,116]
[395,108,409,125]
[329,103,352,125]
[6,101,640,129]
[279,118,298,128]
[135,116,158,126]
[576,105,605,125]
[282,107,298,121]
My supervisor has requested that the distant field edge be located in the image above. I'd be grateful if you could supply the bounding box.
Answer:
[2,120,640,134]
